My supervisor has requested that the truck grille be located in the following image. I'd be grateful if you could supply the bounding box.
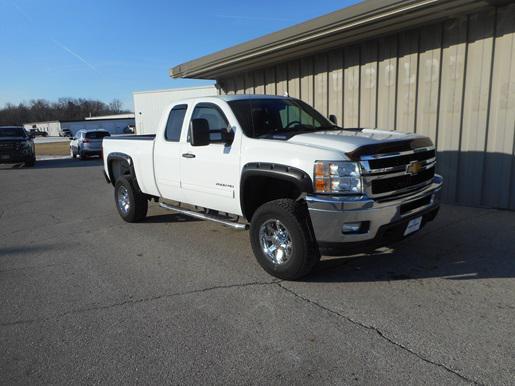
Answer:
[360,146,436,199]
[0,143,17,151]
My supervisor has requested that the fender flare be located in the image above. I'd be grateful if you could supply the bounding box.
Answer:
[106,152,135,185]
[240,162,313,219]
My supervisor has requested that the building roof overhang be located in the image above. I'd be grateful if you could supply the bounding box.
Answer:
[170,0,505,80]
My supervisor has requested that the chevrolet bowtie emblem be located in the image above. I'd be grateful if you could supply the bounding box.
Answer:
[406,161,423,175]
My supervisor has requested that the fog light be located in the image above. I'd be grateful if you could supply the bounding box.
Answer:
[342,222,369,234]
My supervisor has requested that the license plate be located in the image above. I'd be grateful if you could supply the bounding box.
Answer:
[1,155,10,160]
[404,216,422,236]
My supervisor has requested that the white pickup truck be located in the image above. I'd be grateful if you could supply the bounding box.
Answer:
[103,95,442,280]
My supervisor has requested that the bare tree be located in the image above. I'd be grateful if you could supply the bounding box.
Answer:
[0,98,131,125]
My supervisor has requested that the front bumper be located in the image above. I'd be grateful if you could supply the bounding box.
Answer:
[0,151,33,164]
[306,175,443,247]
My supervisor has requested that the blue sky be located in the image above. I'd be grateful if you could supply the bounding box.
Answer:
[0,0,358,110]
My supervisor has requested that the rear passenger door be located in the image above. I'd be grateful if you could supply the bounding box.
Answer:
[154,103,188,202]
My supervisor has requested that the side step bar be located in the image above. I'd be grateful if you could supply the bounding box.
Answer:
[159,202,248,230]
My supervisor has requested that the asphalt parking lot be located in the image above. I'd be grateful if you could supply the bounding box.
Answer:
[1,159,514,384]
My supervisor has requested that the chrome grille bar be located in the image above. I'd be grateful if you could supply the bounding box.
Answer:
[360,146,435,160]
[361,157,436,176]
[360,146,437,199]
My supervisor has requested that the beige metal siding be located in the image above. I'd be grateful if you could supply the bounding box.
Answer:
[360,41,378,128]
[397,30,419,132]
[254,70,265,94]
[484,5,515,210]
[288,61,301,99]
[328,50,343,125]
[300,57,314,106]
[344,46,360,128]
[437,16,468,203]
[219,4,515,209]
[244,73,254,94]
[377,35,397,130]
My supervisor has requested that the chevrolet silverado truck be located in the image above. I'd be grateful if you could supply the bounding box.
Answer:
[103,95,442,280]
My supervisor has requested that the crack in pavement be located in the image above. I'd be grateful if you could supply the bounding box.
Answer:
[0,271,482,384]
[0,280,279,328]
[275,282,479,385]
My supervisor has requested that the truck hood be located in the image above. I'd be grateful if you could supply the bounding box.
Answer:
[286,129,432,158]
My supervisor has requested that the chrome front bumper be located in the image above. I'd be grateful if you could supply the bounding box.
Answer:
[306,175,443,245]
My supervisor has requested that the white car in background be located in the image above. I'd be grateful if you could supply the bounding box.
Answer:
[70,129,110,159]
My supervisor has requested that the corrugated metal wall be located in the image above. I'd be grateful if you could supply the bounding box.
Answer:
[219,4,515,210]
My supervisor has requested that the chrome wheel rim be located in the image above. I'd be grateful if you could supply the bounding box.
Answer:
[259,219,293,265]
[117,186,130,215]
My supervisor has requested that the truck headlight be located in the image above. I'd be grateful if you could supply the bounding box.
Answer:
[314,161,362,194]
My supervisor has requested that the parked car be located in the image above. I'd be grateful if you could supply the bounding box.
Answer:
[29,128,48,137]
[102,95,443,280]
[123,126,135,134]
[60,128,73,137]
[0,126,36,167]
[70,129,110,159]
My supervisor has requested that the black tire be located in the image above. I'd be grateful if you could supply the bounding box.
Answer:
[114,176,148,222]
[24,156,36,167]
[249,199,320,280]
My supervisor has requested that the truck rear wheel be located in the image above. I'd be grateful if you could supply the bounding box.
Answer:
[114,176,148,222]
[249,199,320,280]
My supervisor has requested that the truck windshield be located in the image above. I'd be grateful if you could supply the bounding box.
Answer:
[228,98,337,139]
[0,127,27,138]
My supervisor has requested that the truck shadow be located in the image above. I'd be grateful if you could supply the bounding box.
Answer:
[310,205,515,282]
[144,213,201,223]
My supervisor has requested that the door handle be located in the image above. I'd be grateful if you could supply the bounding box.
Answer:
[182,153,196,159]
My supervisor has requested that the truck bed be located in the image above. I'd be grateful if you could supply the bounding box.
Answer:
[103,135,159,196]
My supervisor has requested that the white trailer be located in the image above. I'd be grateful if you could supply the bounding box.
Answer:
[133,85,218,134]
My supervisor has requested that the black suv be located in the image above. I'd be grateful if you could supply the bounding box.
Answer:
[0,126,36,167]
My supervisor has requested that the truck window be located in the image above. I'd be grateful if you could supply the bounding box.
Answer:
[165,104,188,141]
[190,103,228,143]
[228,98,331,138]
[85,131,110,139]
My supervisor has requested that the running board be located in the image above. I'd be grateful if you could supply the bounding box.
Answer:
[159,202,248,230]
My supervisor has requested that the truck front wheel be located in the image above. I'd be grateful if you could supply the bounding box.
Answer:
[249,199,320,280]
[114,176,148,222]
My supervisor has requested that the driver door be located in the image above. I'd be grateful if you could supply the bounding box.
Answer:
[179,102,241,215]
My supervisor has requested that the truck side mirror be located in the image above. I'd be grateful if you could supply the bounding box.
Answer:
[190,118,210,147]
[222,128,235,146]
[329,114,338,125]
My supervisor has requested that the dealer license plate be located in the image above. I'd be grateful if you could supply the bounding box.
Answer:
[1,155,10,160]
[404,216,422,236]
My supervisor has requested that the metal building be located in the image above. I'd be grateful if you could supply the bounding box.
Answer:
[171,0,515,210]
[133,85,218,134]
[25,114,135,136]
